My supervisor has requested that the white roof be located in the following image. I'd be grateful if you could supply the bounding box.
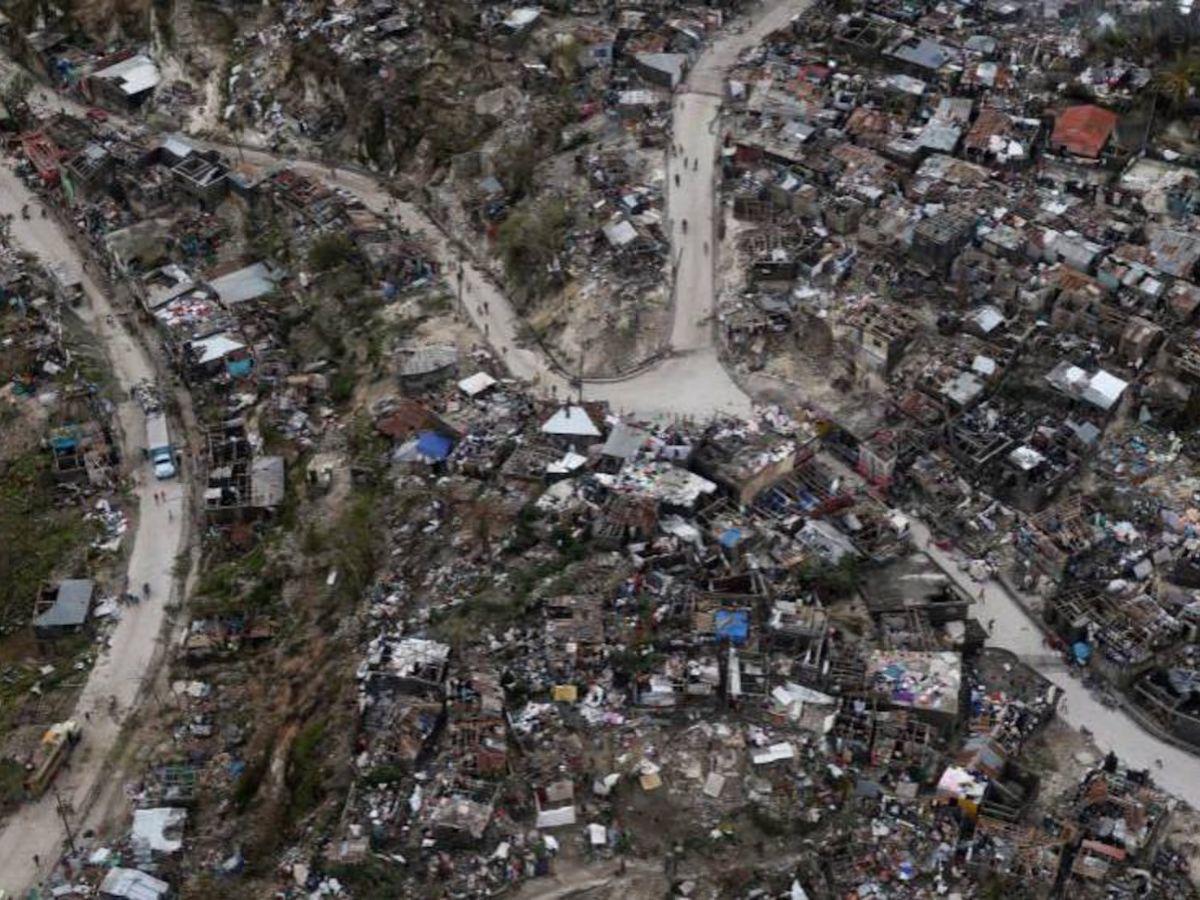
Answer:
[1084,369,1129,410]
[752,742,796,765]
[541,405,602,438]
[972,355,997,376]
[208,262,279,304]
[100,868,170,900]
[458,371,497,397]
[603,220,638,248]
[161,135,194,159]
[938,765,987,801]
[131,807,186,855]
[970,304,1004,334]
[504,7,541,28]
[1008,445,1046,471]
[535,805,577,828]
[189,333,245,365]
[547,451,588,474]
[93,54,161,96]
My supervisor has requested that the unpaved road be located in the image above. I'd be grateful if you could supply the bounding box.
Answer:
[0,168,187,893]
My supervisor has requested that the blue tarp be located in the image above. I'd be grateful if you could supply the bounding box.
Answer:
[226,357,254,378]
[416,431,454,461]
[719,528,742,548]
[714,609,749,644]
[1072,641,1092,664]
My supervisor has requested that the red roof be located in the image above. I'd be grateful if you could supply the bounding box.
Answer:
[1051,104,1118,158]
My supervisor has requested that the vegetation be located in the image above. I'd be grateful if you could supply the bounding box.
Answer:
[328,491,385,606]
[1090,7,1200,60]
[495,196,572,307]
[285,719,329,823]
[1154,55,1199,108]
[0,451,93,628]
[232,749,270,813]
[308,233,357,272]
[323,859,409,899]
[496,139,538,202]
[798,555,863,598]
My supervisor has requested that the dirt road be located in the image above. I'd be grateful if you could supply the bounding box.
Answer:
[0,167,187,894]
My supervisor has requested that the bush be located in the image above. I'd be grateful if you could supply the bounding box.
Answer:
[285,719,329,824]
[308,233,356,272]
[495,197,571,306]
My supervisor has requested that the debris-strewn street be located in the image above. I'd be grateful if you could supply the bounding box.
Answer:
[1,0,1200,899]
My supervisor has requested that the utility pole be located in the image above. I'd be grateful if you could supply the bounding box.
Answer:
[52,784,78,855]
[457,255,465,321]
[576,341,586,404]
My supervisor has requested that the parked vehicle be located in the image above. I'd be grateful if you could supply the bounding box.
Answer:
[24,720,82,799]
[145,411,176,479]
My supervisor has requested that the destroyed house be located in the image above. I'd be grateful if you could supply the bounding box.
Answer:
[1045,583,1184,685]
[202,420,284,522]
[911,210,976,273]
[48,418,114,486]
[360,638,449,769]
[633,650,722,710]
[843,302,919,374]
[445,670,508,777]
[171,151,228,209]
[1133,666,1200,750]
[860,553,972,626]
[866,650,963,727]
[1014,496,1101,579]
[694,432,801,505]
[62,143,114,195]
[828,702,940,775]
[421,777,497,845]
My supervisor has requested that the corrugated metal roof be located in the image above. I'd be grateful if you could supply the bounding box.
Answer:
[93,54,161,97]
[208,262,280,305]
[34,579,93,630]
[1050,104,1118,158]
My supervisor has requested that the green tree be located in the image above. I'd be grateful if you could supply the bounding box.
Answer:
[1155,56,1199,109]
[495,197,571,306]
[307,233,356,272]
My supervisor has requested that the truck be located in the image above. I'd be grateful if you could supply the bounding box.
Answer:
[24,720,82,799]
[145,411,177,479]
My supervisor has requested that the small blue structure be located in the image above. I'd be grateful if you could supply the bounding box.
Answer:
[415,431,454,462]
[714,609,749,644]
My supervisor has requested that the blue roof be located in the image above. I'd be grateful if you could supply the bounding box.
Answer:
[416,431,454,461]
[714,609,749,644]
